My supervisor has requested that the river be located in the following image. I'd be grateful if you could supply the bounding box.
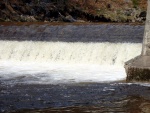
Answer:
[0,23,150,113]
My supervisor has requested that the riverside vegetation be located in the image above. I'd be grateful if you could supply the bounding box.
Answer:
[0,0,147,23]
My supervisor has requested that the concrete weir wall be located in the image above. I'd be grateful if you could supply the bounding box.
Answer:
[125,0,150,82]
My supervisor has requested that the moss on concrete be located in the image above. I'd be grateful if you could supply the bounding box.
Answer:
[126,67,150,81]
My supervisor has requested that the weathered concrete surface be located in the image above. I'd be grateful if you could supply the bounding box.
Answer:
[125,55,150,81]
[142,0,150,55]
[125,0,150,81]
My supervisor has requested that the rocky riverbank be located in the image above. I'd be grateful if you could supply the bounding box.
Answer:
[0,0,147,23]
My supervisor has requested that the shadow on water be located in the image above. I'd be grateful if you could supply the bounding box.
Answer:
[0,83,150,113]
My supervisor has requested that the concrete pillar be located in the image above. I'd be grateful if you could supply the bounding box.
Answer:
[142,0,150,56]
[125,0,150,81]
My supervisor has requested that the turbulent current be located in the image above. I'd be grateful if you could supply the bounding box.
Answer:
[0,41,141,84]
[1,23,150,113]
[0,23,144,84]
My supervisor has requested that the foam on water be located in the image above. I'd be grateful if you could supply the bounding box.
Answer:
[0,41,142,84]
[0,61,126,84]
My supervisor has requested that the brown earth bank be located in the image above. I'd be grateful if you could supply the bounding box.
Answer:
[0,0,148,23]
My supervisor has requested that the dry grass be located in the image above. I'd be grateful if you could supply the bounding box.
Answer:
[68,0,147,15]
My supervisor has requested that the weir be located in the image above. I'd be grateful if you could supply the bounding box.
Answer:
[0,23,144,83]
[0,24,143,65]
[125,0,150,81]
[0,41,141,65]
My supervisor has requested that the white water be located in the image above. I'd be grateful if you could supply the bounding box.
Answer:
[0,41,142,84]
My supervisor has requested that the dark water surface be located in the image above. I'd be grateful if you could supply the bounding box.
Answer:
[0,83,150,113]
[0,23,149,113]
[0,22,144,43]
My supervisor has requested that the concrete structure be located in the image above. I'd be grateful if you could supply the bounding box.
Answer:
[125,0,150,81]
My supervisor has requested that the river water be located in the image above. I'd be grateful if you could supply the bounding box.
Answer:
[0,23,150,113]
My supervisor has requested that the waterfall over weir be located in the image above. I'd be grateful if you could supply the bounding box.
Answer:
[0,41,141,65]
[0,24,144,84]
